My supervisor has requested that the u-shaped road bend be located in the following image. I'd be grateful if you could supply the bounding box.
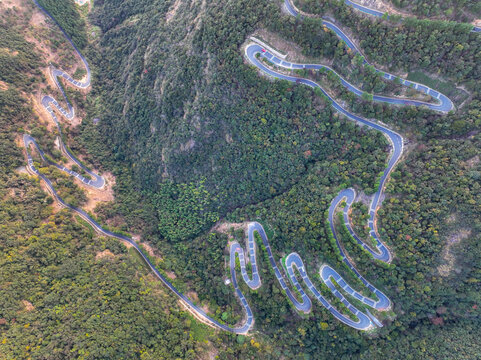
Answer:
[25,0,461,334]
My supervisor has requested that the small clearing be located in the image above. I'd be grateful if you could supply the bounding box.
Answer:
[15,166,28,175]
[0,48,18,56]
[21,300,35,312]
[140,240,162,260]
[165,271,177,280]
[438,229,471,277]
[187,290,199,302]
[95,249,115,260]
[82,172,115,213]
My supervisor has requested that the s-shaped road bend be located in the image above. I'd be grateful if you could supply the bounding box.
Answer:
[24,0,466,334]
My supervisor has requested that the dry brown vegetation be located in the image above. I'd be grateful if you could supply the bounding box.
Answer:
[95,249,115,260]
[438,229,471,277]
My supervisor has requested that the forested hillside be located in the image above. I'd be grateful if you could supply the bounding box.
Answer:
[0,2,264,358]
[36,0,87,49]
[79,0,481,357]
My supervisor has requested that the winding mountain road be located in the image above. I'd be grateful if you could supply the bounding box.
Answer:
[286,0,481,33]
[32,0,104,189]
[24,0,467,334]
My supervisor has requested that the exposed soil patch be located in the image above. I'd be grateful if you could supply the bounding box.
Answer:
[140,240,163,261]
[202,346,219,360]
[446,213,456,224]
[463,155,479,169]
[187,290,199,302]
[95,249,115,260]
[212,221,249,236]
[30,6,46,27]
[82,172,115,213]
[438,229,471,277]
[121,240,134,249]
[165,271,177,280]
[166,0,182,23]
[354,190,372,207]
[0,80,8,91]
[21,300,35,312]
[15,166,28,175]
[180,138,195,151]
[429,316,444,326]
[2,0,25,10]
[0,48,19,56]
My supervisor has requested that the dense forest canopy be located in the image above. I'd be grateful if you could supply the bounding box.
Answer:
[1,0,480,358]
[36,0,87,49]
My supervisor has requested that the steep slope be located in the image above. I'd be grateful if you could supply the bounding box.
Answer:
[86,0,388,237]
[0,2,249,358]
[5,0,480,358]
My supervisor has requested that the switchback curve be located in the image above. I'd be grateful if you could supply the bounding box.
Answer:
[26,0,254,335]
[285,0,481,33]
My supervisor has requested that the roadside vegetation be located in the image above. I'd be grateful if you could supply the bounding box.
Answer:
[1,0,481,358]
[36,0,87,49]
[390,0,481,22]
